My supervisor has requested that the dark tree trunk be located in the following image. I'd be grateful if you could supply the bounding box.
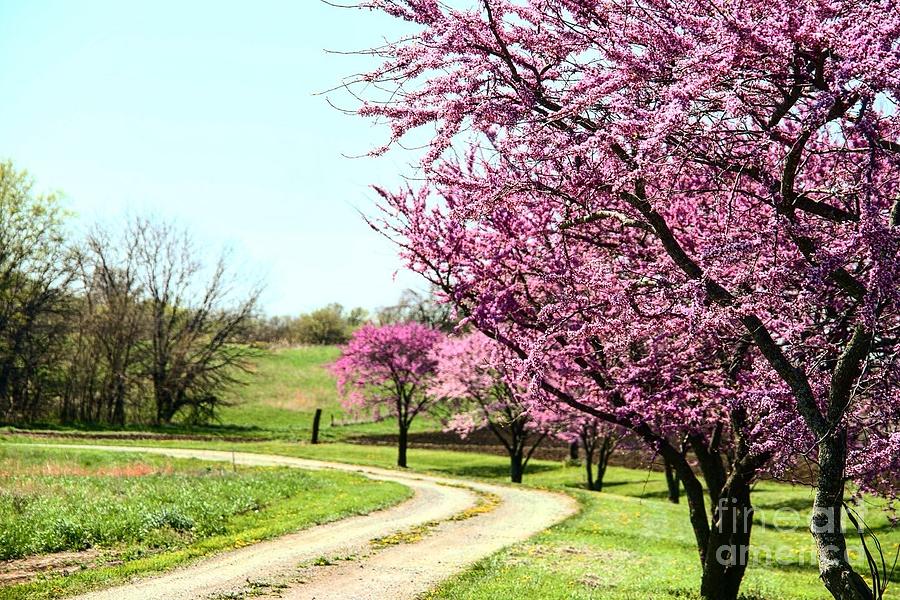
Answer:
[691,434,727,510]
[677,460,713,565]
[569,441,579,461]
[594,464,607,490]
[813,431,874,600]
[584,445,596,490]
[154,381,169,425]
[397,424,408,468]
[664,457,682,504]
[592,437,614,492]
[489,412,543,484]
[112,380,126,426]
[155,386,184,424]
[510,450,524,483]
[699,472,754,600]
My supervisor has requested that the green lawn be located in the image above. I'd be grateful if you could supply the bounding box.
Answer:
[0,444,409,599]
[4,437,897,599]
[426,481,845,600]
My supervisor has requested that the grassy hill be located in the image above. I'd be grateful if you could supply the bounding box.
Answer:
[216,345,344,436]
[214,345,439,441]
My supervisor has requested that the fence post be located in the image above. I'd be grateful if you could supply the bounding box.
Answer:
[311,408,323,444]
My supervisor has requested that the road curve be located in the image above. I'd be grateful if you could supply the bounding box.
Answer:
[32,444,577,600]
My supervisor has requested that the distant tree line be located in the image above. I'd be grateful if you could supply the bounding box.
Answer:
[0,162,259,426]
[249,289,458,346]
[248,304,368,346]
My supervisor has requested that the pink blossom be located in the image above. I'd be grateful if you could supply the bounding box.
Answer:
[332,322,444,466]
[345,2,900,598]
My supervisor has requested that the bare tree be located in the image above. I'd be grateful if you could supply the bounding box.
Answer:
[131,217,260,424]
[64,227,146,424]
[376,289,457,332]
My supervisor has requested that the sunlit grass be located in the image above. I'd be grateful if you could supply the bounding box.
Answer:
[4,438,893,599]
[0,444,409,600]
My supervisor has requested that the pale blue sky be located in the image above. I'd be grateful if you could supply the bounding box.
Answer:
[0,0,424,314]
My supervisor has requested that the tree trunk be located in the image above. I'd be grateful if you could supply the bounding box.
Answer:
[510,450,524,483]
[594,439,613,492]
[813,432,874,600]
[678,460,713,565]
[397,424,408,468]
[665,457,681,504]
[699,473,754,600]
[584,445,596,490]
[154,383,169,425]
[591,468,604,491]
[691,434,727,511]
[157,396,179,424]
[569,441,579,461]
[112,380,126,426]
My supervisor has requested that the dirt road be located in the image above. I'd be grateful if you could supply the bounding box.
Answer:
[33,444,577,600]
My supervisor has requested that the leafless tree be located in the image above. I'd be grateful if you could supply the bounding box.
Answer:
[377,289,457,332]
[131,217,260,424]
[63,226,146,424]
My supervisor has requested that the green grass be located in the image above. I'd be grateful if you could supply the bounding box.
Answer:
[0,444,410,599]
[216,345,344,435]
[3,346,441,442]
[214,345,441,440]
[424,482,845,600]
[6,438,895,600]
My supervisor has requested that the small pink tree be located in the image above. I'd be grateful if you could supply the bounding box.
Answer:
[433,332,550,483]
[556,412,626,493]
[332,322,444,467]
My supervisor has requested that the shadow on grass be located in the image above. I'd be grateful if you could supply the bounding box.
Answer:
[433,462,561,480]
[753,496,814,512]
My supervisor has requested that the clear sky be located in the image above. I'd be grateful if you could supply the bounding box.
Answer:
[0,0,425,315]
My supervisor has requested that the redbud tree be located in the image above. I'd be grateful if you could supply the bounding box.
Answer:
[433,332,551,483]
[371,197,773,600]
[332,322,444,467]
[347,2,900,599]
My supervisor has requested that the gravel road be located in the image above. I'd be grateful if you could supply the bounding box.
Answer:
[33,444,577,600]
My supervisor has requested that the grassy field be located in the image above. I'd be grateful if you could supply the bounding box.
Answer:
[0,444,409,599]
[3,346,897,599]
[426,481,849,600]
[216,345,345,437]
[214,345,442,440]
[5,437,897,599]
[4,346,438,442]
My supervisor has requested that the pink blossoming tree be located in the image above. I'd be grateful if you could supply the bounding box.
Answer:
[433,332,551,483]
[376,176,777,597]
[332,322,444,467]
[345,2,900,599]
